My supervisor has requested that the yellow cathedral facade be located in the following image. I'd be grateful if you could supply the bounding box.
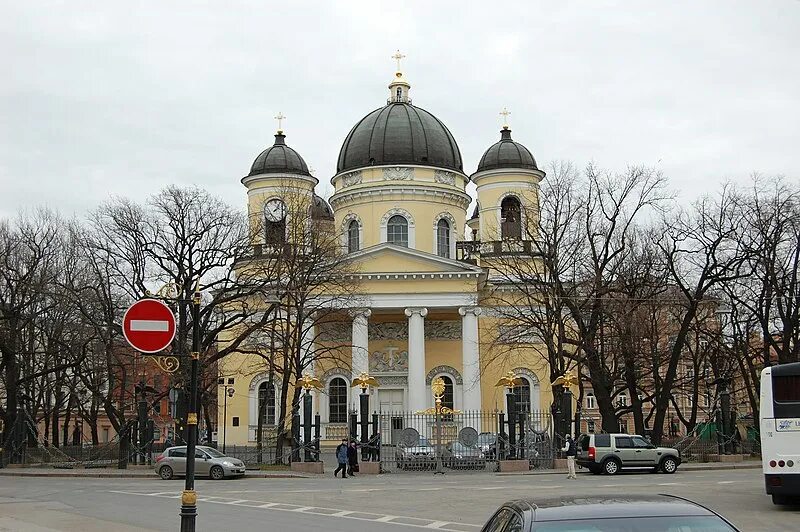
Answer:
[217,57,555,447]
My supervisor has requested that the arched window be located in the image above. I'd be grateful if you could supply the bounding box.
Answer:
[347,220,360,253]
[436,218,451,258]
[265,219,286,247]
[258,382,276,426]
[396,87,402,101]
[387,215,409,247]
[329,378,348,423]
[512,379,531,413]
[439,376,454,411]
[500,196,522,239]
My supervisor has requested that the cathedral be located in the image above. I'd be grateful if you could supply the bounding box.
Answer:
[218,56,554,447]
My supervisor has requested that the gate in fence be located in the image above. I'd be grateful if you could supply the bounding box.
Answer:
[378,410,554,473]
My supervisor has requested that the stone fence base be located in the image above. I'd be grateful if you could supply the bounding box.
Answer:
[499,460,529,472]
[708,454,746,463]
[358,462,380,475]
[552,458,568,470]
[290,461,324,474]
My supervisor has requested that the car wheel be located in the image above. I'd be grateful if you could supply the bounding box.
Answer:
[159,465,174,480]
[602,458,620,475]
[660,457,678,474]
[210,465,225,480]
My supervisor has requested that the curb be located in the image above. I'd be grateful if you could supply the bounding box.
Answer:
[0,470,307,479]
[495,463,761,476]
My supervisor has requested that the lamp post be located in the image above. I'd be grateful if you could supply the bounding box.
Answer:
[218,380,235,454]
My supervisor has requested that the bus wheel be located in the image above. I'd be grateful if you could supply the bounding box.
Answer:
[772,494,790,505]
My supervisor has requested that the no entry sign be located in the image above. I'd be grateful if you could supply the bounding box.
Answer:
[122,299,176,353]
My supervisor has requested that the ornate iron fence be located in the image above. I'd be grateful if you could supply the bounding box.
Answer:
[378,410,554,473]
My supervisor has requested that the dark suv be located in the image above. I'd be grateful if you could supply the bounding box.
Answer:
[576,433,681,475]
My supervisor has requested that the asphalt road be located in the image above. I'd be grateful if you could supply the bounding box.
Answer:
[0,468,797,531]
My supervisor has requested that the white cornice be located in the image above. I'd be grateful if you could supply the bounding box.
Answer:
[330,186,471,210]
[470,167,545,184]
[242,173,319,189]
[331,164,467,184]
[345,272,482,280]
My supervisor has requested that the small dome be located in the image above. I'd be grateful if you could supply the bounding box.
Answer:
[337,103,463,173]
[476,128,538,173]
[311,194,334,220]
[248,133,310,177]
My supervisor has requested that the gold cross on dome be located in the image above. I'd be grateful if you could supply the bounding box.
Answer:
[500,107,511,128]
[392,50,406,72]
[274,112,286,132]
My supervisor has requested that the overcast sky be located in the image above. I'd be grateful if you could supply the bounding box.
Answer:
[1,1,798,220]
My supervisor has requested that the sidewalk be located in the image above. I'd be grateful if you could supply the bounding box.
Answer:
[0,466,307,479]
[0,461,759,479]
[497,461,761,476]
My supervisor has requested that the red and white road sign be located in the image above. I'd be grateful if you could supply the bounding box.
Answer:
[122,299,176,353]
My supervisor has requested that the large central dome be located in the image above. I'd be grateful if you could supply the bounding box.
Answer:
[336,73,463,174]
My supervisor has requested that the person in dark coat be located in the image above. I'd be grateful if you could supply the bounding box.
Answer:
[347,440,359,476]
[334,439,348,478]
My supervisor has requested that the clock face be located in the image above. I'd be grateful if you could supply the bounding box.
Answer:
[265,199,287,222]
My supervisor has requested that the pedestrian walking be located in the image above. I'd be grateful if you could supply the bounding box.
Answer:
[334,438,348,478]
[563,434,577,479]
[347,440,359,476]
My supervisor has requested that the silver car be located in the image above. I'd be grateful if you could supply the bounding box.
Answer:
[155,445,246,480]
[396,437,437,470]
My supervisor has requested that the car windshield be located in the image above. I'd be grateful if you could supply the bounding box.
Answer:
[534,516,736,532]
[202,448,225,458]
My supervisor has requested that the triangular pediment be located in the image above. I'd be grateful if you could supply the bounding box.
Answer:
[345,243,484,275]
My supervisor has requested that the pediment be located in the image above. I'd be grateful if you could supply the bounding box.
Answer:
[345,243,484,275]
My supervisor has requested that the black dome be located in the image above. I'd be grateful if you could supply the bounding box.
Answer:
[337,103,463,173]
[311,194,334,220]
[249,133,311,177]
[476,128,538,173]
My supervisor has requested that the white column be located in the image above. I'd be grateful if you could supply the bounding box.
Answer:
[351,309,371,416]
[459,306,482,412]
[405,307,428,413]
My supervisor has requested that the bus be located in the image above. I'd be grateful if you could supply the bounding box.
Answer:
[760,361,800,505]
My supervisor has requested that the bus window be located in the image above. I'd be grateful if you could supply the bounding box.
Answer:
[773,375,800,402]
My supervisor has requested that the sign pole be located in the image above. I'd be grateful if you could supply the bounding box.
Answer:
[180,289,201,532]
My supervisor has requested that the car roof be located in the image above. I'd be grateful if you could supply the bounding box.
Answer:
[503,495,715,522]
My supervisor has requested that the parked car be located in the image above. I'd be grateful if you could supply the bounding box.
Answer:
[481,494,739,531]
[155,445,246,480]
[478,432,497,459]
[443,441,486,469]
[396,437,436,470]
[575,433,681,475]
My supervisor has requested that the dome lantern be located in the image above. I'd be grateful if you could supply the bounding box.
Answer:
[388,50,411,104]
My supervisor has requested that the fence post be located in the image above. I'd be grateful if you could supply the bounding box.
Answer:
[506,393,517,459]
[314,413,321,462]
[498,412,506,460]
[303,393,313,462]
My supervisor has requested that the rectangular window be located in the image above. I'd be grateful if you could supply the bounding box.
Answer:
[586,394,596,409]
[774,376,800,402]
[232,417,240,427]
[615,436,633,448]
[594,434,611,447]
[587,420,595,433]
[170,448,187,458]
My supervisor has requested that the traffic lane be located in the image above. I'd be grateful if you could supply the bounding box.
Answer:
[0,477,475,532]
[3,469,798,532]
[207,469,795,531]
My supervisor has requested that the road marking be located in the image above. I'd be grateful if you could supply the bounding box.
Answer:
[111,491,481,530]
[717,481,735,484]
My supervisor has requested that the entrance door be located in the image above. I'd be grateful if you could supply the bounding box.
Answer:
[379,389,404,444]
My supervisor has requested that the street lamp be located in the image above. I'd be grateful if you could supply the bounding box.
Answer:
[218,379,235,454]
